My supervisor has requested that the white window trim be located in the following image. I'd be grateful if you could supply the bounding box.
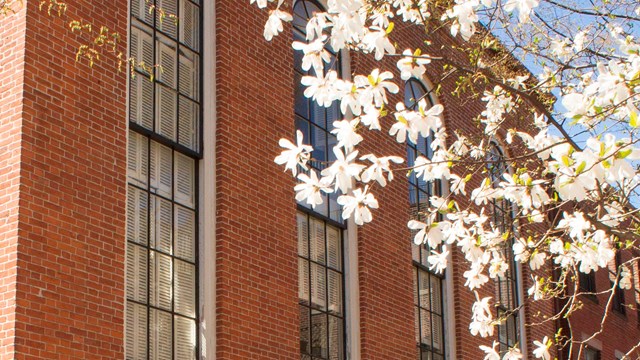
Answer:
[199,0,216,359]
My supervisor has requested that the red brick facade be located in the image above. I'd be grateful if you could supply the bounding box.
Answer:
[0,1,637,359]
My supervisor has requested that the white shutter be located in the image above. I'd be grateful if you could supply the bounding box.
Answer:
[156,85,177,141]
[430,277,442,313]
[174,259,196,317]
[150,196,172,253]
[150,309,172,360]
[311,263,326,310]
[326,226,341,270]
[432,314,443,350]
[178,96,199,151]
[127,131,148,188]
[179,49,199,100]
[127,186,148,245]
[328,316,343,360]
[126,243,148,302]
[634,264,640,304]
[174,316,197,360]
[420,309,431,344]
[175,205,195,261]
[150,251,173,310]
[327,270,342,315]
[130,69,154,130]
[131,0,154,24]
[157,0,178,39]
[179,0,199,50]
[126,301,148,360]
[299,258,309,302]
[150,141,173,198]
[157,38,177,89]
[310,218,325,264]
[131,25,154,72]
[297,213,309,257]
[174,153,195,208]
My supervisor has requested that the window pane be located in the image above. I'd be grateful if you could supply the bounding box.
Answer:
[310,312,327,358]
[150,309,172,360]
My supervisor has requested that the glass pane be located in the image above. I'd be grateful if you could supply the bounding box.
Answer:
[413,268,419,305]
[150,140,173,197]
[175,205,196,261]
[127,131,149,187]
[310,312,327,358]
[180,0,200,50]
[127,186,148,245]
[310,263,327,310]
[310,125,327,165]
[300,305,310,354]
[179,96,200,151]
[126,243,148,302]
[174,152,195,208]
[179,47,200,100]
[157,0,178,39]
[126,301,148,360]
[328,192,341,222]
[310,218,326,264]
[328,316,344,360]
[151,196,173,254]
[431,314,443,351]
[431,278,442,314]
[175,259,196,317]
[326,226,341,270]
[156,85,178,141]
[297,212,309,258]
[150,309,172,360]
[130,70,154,129]
[150,251,173,310]
[327,270,342,316]
[418,270,431,310]
[419,309,431,345]
[174,316,197,359]
[299,258,310,303]
[157,36,177,88]
[295,73,309,119]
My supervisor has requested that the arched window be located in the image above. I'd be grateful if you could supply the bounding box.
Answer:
[406,78,447,360]
[294,2,346,359]
[487,142,521,353]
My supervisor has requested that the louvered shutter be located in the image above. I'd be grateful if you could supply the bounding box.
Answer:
[150,251,173,310]
[327,270,342,315]
[175,205,195,261]
[127,186,148,245]
[126,243,148,302]
[299,258,309,302]
[180,0,199,50]
[126,302,148,360]
[179,49,199,100]
[328,316,343,360]
[432,314,443,350]
[297,213,309,257]
[311,263,326,310]
[127,131,148,187]
[174,316,196,359]
[156,85,177,141]
[131,0,154,24]
[326,226,341,270]
[131,24,154,72]
[420,309,431,344]
[150,141,173,197]
[178,96,199,151]
[157,0,178,39]
[157,38,177,89]
[174,260,196,317]
[634,264,640,304]
[130,68,154,130]
[174,153,195,208]
[150,309,172,360]
[150,196,172,253]
[310,218,325,264]
[430,277,442,313]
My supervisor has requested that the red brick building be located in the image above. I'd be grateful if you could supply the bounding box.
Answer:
[0,0,638,359]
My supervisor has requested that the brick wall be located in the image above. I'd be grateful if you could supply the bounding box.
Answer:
[0,4,28,359]
[11,1,128,358]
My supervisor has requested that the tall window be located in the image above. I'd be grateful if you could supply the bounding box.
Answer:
[294,1,346,359]
[126,0,202,359]
[609,251,626,314]
[406,79,446,360]
[487,143,520,353]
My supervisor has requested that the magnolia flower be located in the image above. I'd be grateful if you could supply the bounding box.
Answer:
[360,154,404,186]
[470,295,494,337]
[397,49,430,80]
[503,347,523,360]
[263,9,292,41]
[301,71,339,107]
[479,341,500,360]
[321,148,365,194]
[294,170,333,208]
[532,336,551,360]
[620,265,632,290]
[528,276,544,300]
[337,187,379,225]
[427,246,450,274]
[274,130,313,176]
[503,0,540,23]
[331,119,363,152]
[355,69,399,108]
[361,26,395,60]
[292,36,332,74]
[450,174,468,195]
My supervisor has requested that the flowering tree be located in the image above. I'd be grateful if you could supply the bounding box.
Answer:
[258,0,640,358]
